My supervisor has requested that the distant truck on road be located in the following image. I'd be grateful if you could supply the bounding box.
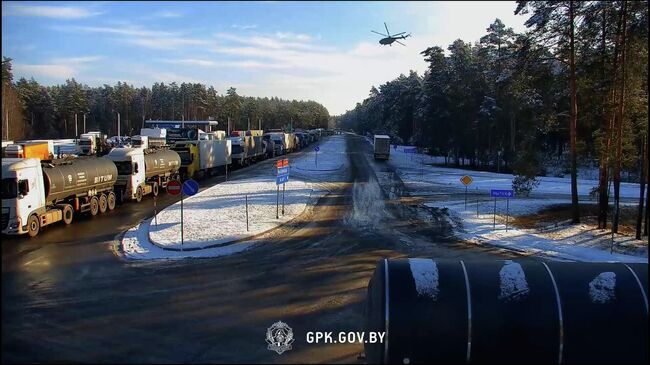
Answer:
[373,135,390,160]
[2,157,118,237]
[4,141,52,160]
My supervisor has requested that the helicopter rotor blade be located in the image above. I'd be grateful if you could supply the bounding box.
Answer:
[384,22,390,36]
[372,30,388,37]
[396,40,406,46]
[392,32,406,36]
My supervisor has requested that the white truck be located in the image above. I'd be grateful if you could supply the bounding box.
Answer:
[107,148,181,202]
[227,130,265,166]
[78,132,105,155]
[2,157,118,237]
[132,128,167,149]
[373,135,391,160]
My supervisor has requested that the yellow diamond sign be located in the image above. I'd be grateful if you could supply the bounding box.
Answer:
[460,175,473,186]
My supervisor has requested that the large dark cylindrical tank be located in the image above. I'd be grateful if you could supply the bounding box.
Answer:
[365,259,648,364]
[43,157,118,203]
[143,149,181,178]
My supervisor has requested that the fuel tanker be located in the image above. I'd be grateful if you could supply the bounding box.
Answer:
[107,147,181,202]
[2,157,118,237]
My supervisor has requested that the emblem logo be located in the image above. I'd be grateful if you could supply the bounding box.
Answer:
[266,321,294,354]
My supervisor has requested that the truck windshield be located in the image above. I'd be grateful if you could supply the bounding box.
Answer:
[232,145,242,154]
[1,178,17,199]
[79,140,92,145]
[113,161,133,175]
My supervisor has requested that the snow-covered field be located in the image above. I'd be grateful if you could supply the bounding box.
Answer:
[121,135,348,259]
[371,142,647,263]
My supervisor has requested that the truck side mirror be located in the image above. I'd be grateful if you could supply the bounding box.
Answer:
[18,180,29,196]
[133,163,139,174]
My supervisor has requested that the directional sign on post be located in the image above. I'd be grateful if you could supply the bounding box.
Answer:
[276,174,290,185]
[182,179,199,196]
[460,175,473,186]
[490,189,514,198]
[314,146,320,152]
[167,180,182,195]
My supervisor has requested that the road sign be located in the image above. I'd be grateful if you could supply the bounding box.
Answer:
[182,179,199,196]
[314,146,320,152]
[276,160,282,168]
[283,159,289,167]
[404,147,417,154]
[460,175,473,186]
[276,174,290,185]
[167,180,182,196]
[277,167,289,176]
[490,189,513,198]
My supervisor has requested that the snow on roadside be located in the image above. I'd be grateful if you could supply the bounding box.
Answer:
[368,140,647,263]
[121,136,347,258]
[148,178,315,249]
[121,218,256,260]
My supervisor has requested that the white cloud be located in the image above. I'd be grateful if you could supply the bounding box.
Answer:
[3,4,102,18]
[52,56,105,64]
[13,64,75,80]
[55,25,209,50]
[232,24,258,30]
[275,32,311,42]
[160,58,216,67]
[151,10,183,18]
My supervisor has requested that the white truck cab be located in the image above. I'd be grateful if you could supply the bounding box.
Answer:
[107,148,146,202]
[2,158,46,235]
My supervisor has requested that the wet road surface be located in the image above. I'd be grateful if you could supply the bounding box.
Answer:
[2,134,519,363]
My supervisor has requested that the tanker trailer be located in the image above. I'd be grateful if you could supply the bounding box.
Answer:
[2,157,118,237]
[107,147,181,203]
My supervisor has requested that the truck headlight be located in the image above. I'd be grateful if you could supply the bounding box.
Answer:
[8,218,21,230]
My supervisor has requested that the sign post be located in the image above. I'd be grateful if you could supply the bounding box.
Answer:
[180,179,199,249]
[490,189,513,231]
[314,146,320,167]
[460,175,473,210]
[245,194,249,232]
[154,195,158,227]
[166,180,182,247]
[276,159,290,218]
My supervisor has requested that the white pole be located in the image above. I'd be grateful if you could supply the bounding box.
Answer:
[83,113,87,134]
[117,112,121,138]
[75,113,78,138]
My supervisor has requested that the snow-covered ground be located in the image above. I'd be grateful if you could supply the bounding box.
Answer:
[370,142,647,263]
[121,135,348,259]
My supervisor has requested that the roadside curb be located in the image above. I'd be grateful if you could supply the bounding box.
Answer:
[140,184,328,252]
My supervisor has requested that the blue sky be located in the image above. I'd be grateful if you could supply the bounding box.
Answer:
[2,1,527,114]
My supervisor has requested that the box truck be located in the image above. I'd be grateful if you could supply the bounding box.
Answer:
[373,135,390,160]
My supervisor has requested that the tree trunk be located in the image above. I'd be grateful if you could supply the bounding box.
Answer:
[612,0,628,233]
[636,137,647,239]
[568,1,580,224]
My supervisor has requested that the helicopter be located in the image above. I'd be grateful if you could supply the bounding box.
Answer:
[372,22,410,46]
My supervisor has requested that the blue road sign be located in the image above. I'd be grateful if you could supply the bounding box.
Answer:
[182,179,199,196]
[404,147,417,154]
[277,167,290,176]
[276,174,290,185]
[314,146,320,152]
[490,189,513,198]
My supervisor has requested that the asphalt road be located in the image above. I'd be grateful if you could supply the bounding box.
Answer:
[2,134,517,363]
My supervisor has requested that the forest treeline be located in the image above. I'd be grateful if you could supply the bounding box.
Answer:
[1,60,330,140]
[337,1,648,236]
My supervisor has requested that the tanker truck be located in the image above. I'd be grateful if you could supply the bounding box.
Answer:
[2,157,118,237]
[107,148,181,203]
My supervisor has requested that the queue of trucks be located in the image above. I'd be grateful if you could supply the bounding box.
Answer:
[2,126,329,237]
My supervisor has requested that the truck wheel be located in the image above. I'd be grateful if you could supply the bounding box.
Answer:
[62,205,74,224]
[27,215,40,237]
[99,194,108,214]
[135,186,143,203]
[107,192,116,211]
[90,196,99,216]
[152,182,159,197]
